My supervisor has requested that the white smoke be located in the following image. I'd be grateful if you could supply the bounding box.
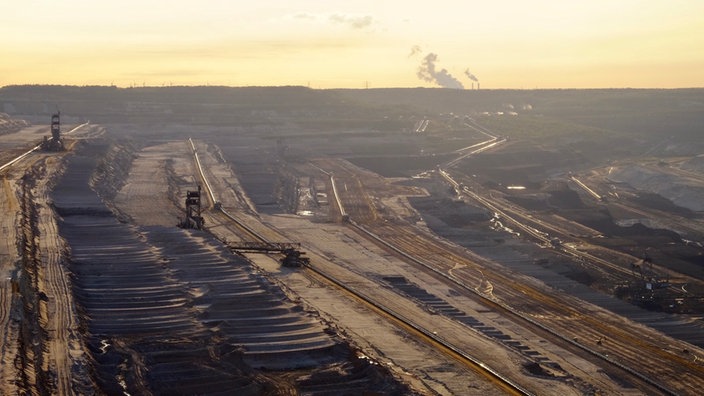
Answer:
[417,53,464,89]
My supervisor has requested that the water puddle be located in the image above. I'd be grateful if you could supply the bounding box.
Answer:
[99,339,111,354]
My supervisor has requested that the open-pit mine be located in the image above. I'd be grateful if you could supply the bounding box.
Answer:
[1,86,704,395]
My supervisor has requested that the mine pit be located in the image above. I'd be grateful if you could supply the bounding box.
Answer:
[2,87,704,395]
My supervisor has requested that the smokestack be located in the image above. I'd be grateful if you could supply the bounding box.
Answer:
[464,68,479,90]
[472,82,474,90]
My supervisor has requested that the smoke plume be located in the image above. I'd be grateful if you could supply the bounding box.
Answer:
[417,53,464,89]
[464,68,478,82]
[408,45,422,58]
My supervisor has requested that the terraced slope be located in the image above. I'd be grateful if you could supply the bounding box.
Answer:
[51,139,410,394]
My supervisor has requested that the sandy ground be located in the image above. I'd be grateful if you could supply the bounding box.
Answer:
[0,126,46,392]
[173,138,648,395]
[159,140,510,394]
[3,116,703,394]
[125,132,704,394]
[0,131,89,394]
[0,159,22,393]
[112,141,185,226]
[80,138,413,393]
[37,155,89,395]
[259,213,645,395]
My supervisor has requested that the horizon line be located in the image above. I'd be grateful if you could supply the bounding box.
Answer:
[2,83,703,91]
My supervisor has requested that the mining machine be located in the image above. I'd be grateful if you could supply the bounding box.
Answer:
[41,112,65,151]
[179,185,205,229]
[229,241,310,267]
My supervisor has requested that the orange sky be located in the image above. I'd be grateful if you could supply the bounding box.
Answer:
[3,1,703,89]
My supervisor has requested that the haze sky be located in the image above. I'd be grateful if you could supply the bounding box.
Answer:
[3,0,703,89]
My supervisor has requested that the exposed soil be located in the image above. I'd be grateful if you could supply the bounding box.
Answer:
[46,138,414,394]
[3,86,704,394]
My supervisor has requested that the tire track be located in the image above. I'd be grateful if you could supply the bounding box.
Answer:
[38,187,79,396]
[0,175,21,394]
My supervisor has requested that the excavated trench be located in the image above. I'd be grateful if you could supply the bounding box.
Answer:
[15,167,49,394]
[48,138,411,394]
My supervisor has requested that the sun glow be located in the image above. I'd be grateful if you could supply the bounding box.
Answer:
[3,0,703,88]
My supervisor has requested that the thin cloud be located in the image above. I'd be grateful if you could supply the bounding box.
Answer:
[292,12,318,21]
[329,14,374,29]
[287,12,376,30]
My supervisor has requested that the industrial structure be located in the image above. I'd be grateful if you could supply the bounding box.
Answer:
[41,112,65,151]
[179,185,205,229]
[229,241,310,267]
